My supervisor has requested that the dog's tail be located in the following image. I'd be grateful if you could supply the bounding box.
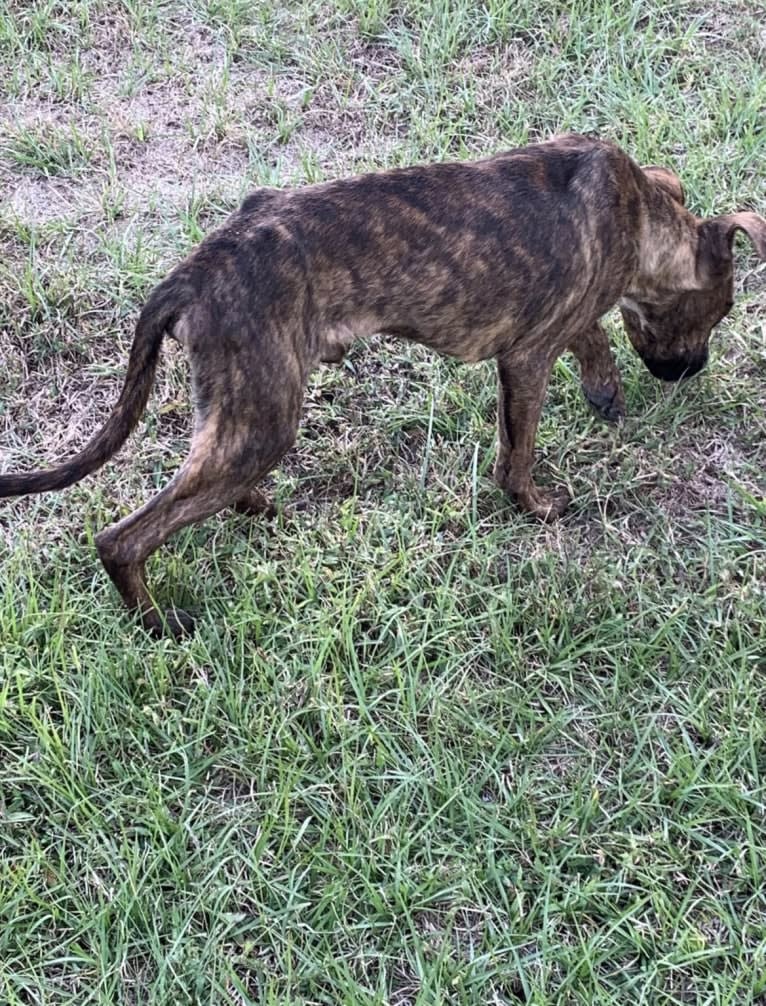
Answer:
[0,276,188,498]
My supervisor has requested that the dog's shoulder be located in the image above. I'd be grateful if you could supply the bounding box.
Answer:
[239,186,288,219]
[485,133,633,187]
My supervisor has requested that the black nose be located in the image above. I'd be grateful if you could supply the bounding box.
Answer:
[643,350,708,382]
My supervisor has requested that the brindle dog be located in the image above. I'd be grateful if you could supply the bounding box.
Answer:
[1,134,765,636]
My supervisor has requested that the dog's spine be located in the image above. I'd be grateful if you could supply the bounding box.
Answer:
[0,278,187,497]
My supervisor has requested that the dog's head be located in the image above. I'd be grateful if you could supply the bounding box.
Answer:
[620,166,766,381]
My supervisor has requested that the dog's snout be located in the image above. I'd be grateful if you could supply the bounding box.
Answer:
[643,350,708,382]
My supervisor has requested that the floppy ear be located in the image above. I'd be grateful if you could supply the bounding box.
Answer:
[643,165,685,205]
[715,212,766,258]
[696,211,766,285]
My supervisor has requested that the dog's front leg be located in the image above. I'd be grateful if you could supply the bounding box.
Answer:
[494,352,569,521]
[569,322,625,423]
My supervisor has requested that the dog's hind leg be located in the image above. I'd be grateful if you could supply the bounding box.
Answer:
[494,351,569,520]
[95,392,300,638]
[568,322,626,423]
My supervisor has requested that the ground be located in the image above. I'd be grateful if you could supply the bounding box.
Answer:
[1,1,765,1004]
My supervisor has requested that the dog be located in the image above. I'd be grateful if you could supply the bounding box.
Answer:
[1,134,764,637]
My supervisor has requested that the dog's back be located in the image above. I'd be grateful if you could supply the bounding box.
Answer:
[206,134,643,365]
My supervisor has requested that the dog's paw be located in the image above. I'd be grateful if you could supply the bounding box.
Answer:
[165,607,196,638]
[232,488,278,520]
[143,606,196,639]
[515,484,570,521]
[582,382,626,423]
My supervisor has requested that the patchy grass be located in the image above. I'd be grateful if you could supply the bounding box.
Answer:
[1,1,766,1004]
[2,122,96,177]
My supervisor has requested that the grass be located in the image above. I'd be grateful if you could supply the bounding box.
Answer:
[1,0,766,1003]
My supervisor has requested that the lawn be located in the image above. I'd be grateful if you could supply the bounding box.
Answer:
[1,1,765,1003]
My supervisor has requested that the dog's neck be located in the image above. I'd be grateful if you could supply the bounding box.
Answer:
[625,184,701,304]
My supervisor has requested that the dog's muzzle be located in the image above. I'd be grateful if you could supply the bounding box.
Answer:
[643,350,708,382]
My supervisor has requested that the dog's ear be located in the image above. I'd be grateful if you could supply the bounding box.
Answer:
[643,165,685,205]
[696,211,766,285]
[708,212,766,259]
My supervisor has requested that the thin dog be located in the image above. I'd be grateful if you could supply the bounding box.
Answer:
[1,134,764,636]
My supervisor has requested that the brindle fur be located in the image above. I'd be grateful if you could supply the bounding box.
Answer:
[1,134,765,636]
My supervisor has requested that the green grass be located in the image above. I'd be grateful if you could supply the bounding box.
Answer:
[1,1,766,1003]
[2,123,95,177]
